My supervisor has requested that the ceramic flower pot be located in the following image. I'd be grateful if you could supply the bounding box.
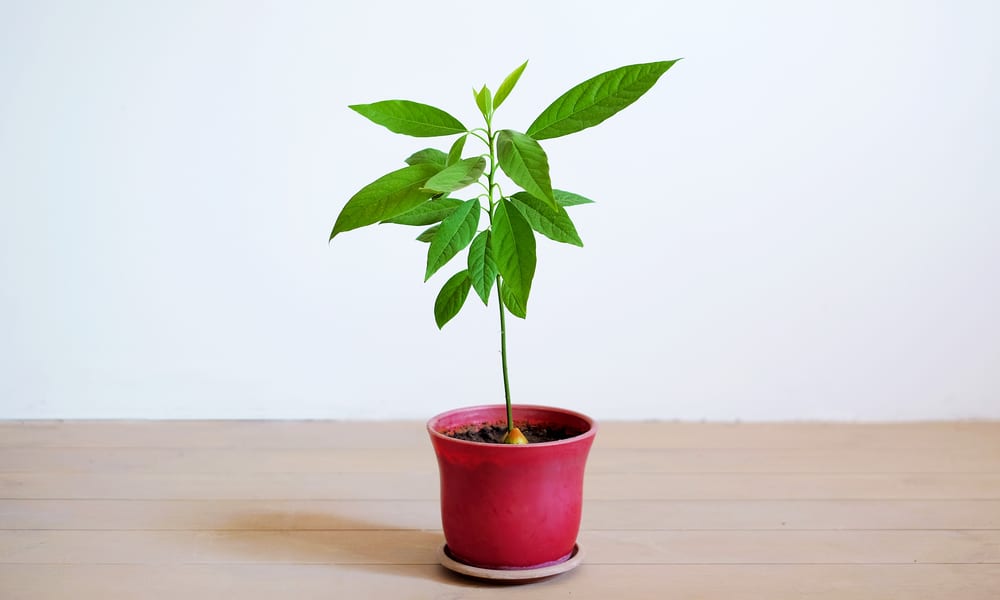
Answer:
[427,404,597,570]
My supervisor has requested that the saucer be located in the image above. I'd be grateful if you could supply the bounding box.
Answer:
[438,543,583,581]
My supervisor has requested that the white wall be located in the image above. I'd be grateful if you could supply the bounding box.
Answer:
[1,1,997,420]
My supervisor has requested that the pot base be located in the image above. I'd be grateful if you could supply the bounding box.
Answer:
[438,543,583,581]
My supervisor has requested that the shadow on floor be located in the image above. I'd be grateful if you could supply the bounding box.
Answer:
[213,509,572,588]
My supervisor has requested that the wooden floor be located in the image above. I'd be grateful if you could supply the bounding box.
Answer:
[1,421,999,598]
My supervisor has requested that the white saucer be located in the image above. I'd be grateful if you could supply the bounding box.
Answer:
[438,543,583,581]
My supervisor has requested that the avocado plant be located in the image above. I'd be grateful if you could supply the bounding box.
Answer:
[331,60,677,443]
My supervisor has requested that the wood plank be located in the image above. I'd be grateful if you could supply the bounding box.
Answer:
[3,499,1000,531]
[0,448,438,475]
[581,499,1000,531]
[3,564,998,600]
[2,529,999,565]
[0,421,428,449]
[3,420,999,450]
[3,471,998,500]
[3,446,998,474]
[585,472,1000,501]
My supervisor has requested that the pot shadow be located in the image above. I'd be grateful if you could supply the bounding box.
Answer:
[214,509,563,588]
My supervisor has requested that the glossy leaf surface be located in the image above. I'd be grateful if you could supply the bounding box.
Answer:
[404,148,448,168]
[383,197,464,226]
[526,61,677,140]
[423,157,486,193]
[434,270,472,329]
[475,85,492,119]
[491,198,536,307]
[447,135,467,165]
[500,280,527,318]
[350,100,466,137]
[330,163,439,239]
[496,129,555,208]
[554,189,596,206]
[467,230,498,305]
[425,198,480,280]
[494,61,528,109]
[510,192,583,246]
[416,224,440,243]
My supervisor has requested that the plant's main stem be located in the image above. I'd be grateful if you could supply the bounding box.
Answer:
[484,111,513,434]
[497,279,512,432]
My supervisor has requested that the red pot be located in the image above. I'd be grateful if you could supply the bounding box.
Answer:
[427,405,597,569]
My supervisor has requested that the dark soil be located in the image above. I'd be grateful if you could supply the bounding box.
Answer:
[445,422,584,444]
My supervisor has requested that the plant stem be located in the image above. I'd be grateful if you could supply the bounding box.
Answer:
[497,278,513,433]
[483,107,514,434]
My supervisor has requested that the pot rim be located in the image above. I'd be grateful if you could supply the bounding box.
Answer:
[426,404,598,448]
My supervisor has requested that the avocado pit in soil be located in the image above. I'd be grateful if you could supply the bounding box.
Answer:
[445,423,583,444]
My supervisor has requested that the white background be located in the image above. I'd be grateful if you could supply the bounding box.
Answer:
[2,1,997,420]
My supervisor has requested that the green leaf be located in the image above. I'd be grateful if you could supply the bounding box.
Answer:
[496,129,555,208]
[422,157,486,194]
[491,198,536,308]
[447,135,467,165]
[382,197,464,226]
[526,60,678,140]
[416,224,440,243]
[405,148,448,168]
[500,279,527,319]
[350,100,467,137]
[494,60,528,109]
[554,189,595,206]
[475,85,493,119]
[330,163,439,239]
[510,192,583,246]
[425,198,480,280]
[467,230,498,305]
[434,270,472,329]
